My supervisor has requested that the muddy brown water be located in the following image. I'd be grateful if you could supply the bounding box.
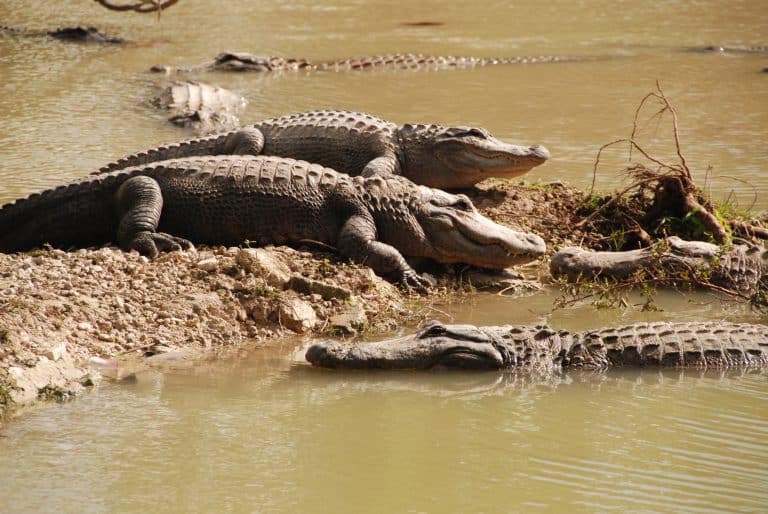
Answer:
[0,1,767,512]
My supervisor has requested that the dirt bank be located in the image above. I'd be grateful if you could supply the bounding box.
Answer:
[0,242,442,423]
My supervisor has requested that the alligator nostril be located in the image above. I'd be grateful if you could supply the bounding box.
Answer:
[530,145,550,160]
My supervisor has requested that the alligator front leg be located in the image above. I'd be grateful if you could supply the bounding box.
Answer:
[115,176,193,258]
[337,214,430,293]
[360,155,401,178]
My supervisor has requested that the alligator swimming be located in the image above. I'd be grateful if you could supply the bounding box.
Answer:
[99,110,549,189]
[151,80,246,133]
[0,155,546,291]
[306,320,768,371]
[149,52,582,74]
[698,45,768,54]
[550,236,767,296]
[0,25,125,44]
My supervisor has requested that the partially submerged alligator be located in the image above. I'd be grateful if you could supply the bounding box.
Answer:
[698,45,768,54]
[306,320,768,370]
[0,25,125,44]
[151,81,246,134]
[149,52,581,74]
[550,236,767,296]
[0,155,545,290]
[99,110,549,189]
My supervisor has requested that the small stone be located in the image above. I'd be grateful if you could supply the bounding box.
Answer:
[45,342,67,362]
[277,298,317,333]
[236,248,292,287]
[77,322,93,331]
[196,257,218,272]
[329,303,368,336]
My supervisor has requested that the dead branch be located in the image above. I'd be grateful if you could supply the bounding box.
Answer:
[582,83,730,245]
[731,220,768,240]
[93,0,180,13]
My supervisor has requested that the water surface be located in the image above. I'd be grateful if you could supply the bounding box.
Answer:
[1,1,766,512]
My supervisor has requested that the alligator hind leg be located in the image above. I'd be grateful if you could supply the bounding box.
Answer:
[218,127,265,155]
[115,176,193,258]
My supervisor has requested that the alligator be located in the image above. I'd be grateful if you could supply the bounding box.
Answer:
[99,110,550,189]
[0,155,546,291]
[698,45,768,54]
[150,80,246,134]
[0,25,125,44]
[148,51,581,74]
[305,320,768,371]
[550,236,767,296]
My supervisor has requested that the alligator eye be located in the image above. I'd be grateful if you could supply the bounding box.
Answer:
[453,196,474,212]
[464,128,488,139]
[421,323,447,337]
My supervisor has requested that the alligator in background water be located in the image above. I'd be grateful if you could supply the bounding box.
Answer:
[0,155,545,291]
[697,45,768,54]
[149,52,583,74]
[0,25,126,44]
[99,110,549,189]
[550,236,767,297]
[151,81,247,134]
[306,320,768,371]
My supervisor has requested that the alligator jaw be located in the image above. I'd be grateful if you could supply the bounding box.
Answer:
[433,141,550,188]
[418,188,546,268]
[306,333,505,370]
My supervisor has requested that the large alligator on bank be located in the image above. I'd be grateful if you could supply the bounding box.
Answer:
[306,320,768,370]
[99,110,549,189]
[0,25,125,44]
[149,52,582,74]
[0,155,545,291]
[151,80,246,133]
[550,236,767,297]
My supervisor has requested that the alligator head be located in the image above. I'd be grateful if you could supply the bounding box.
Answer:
[373,179,546,268]
[306,321,507,370]
[397,124,550,189]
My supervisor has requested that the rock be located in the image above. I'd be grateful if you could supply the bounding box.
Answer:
[458,267,541,294]
[329,303,368,336]
[287,275,352,300]
[277,298,317,333]
[196,257,218,272]
[236,248,292,287]
[44,342,67,362]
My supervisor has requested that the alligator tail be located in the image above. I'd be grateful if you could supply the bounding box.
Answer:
[0,173,124,253]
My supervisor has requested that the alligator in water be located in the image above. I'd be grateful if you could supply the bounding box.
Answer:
[0,25,125,44]
[697,45,768,54]
[150,80,246,134]
[0,155,546,291]
[306,320,768,370]
[149,52,582,74]
[99,110,549,189]
[550,236,767,297]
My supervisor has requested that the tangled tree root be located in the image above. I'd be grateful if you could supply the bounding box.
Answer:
[575,82,735,249]
[555,84,767,310]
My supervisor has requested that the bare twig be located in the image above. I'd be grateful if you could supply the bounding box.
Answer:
[93,0,180,13]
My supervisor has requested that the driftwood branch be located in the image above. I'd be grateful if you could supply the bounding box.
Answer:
[93,0,180,13]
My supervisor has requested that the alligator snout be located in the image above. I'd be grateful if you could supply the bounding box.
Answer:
[528,144,550,161]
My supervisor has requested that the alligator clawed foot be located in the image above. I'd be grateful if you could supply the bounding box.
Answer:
[152,232,194,253]
[400,270,433,295]
[128,231,194,258]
